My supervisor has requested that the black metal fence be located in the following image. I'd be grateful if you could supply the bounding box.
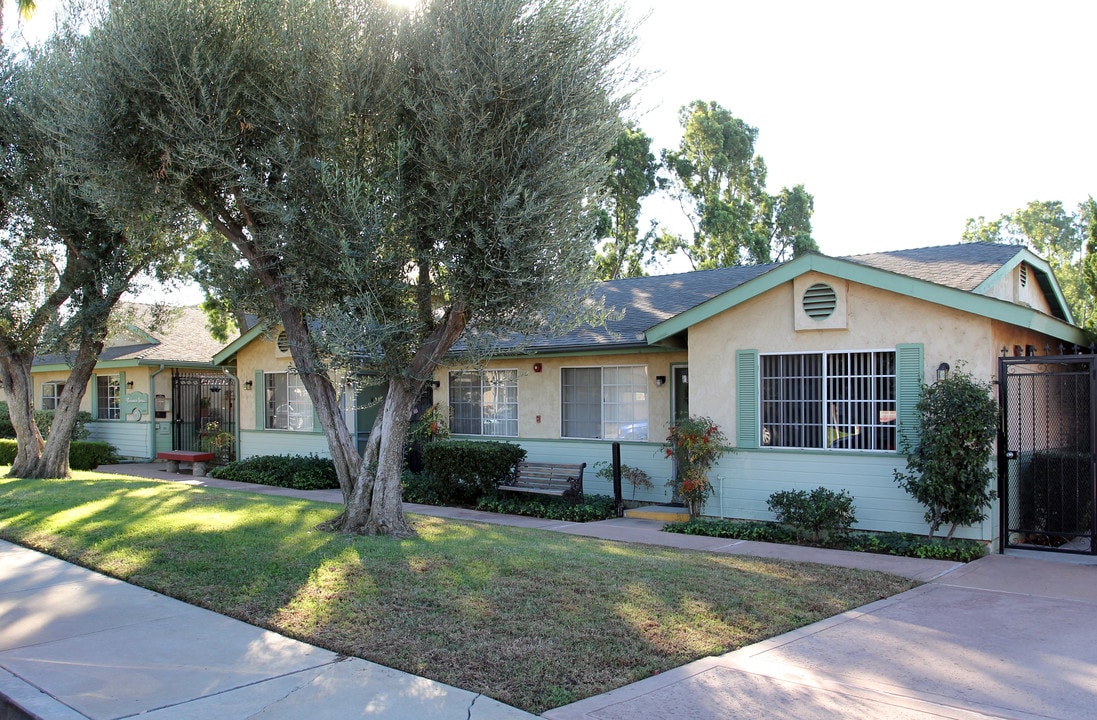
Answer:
[171,371,237,464]
[998,355,1096,554]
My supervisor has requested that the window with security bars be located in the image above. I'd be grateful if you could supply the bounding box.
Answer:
[561,366,648,441]
[265,372,313,431]
[448,370,519,437]
[760,350,896,451]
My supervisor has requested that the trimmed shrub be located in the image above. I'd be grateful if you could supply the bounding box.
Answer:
[0,403,12,439]
[0,403,93,441]
[421,440,527,505]
[402,470,454,506]
[476,494,616,522]
[0,439,15,465]
[0,438,114,470]
[209,454,339,490]
[69,441,118,471]
[767,487,857,542]
[663,518,987,563]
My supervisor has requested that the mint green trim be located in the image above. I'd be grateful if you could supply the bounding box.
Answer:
[645,253,1087,346]
[33,360,217,373]
[254,370,265,431]
[214,322,272,365]
[736,350,759,449]
[896,343,924,452]
[972,248,1073,323]
[118,371,128,419]
[463,345,682,362]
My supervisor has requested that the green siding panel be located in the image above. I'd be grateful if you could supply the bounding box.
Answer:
[896,343,924,452]
[736,349,759,449]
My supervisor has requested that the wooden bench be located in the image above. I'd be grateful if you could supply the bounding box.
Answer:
[498,461,586,501]
[157,450,216,478]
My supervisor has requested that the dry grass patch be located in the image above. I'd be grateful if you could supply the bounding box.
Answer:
[0,472,914,713]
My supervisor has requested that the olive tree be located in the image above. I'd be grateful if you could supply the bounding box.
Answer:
[60,0,636,536]
[894,367,999,540]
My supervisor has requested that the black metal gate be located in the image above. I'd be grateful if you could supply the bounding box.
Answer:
[998,355,1096,554]
[171,371,237,464]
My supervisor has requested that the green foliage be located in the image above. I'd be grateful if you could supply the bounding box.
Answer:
[658,100,817,268]
[664,518,987,563]
[209,455,339,491]
[68,441,117,471]
[894,367,998,540]
[594,124,659,280]
[476,494,617,522]
[662,415,731,516]
[767,487,857,542]
[421,440,528,505]
[0,439,15,465]
[962,198,1097,330]
[0,403,91,441]
[592,460,654,498]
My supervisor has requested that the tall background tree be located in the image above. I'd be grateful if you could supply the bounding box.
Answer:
[657,100,817,269]
[59,0,636,536]
[963,198,1097,331]
[593,124,658,280]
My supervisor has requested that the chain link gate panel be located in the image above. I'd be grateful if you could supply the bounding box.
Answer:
[999,355,1096,554]
[171,371,238,464]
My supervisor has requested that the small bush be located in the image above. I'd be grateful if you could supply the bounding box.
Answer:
[476,494,616,522]
[69,441,118,471]
[0,404,93,441]
[421,440,527,505]
[402,470,454,506]
[767,487,857,542]
[0,439,15,465]
[0,438,113,470]
[209,454,339,490]
[663,518,987,563]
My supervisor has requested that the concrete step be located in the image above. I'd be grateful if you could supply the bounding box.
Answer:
[624,505,691,523]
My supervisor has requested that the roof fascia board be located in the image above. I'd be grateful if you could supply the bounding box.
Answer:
[972,247,1074,323]
[646,253,1088,346]
[122,323,160,345]
[449,345,682,363]
[212,322,272,365]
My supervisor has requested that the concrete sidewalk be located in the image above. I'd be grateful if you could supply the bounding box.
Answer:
[3,463,1096,719]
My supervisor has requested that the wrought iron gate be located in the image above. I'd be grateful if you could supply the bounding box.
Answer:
[998,355,1096,554]
[171,371,237,464]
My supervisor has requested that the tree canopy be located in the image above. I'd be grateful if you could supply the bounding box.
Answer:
[48,0,637,535]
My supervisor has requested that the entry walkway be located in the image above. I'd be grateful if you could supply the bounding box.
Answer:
[1,463,1094,719]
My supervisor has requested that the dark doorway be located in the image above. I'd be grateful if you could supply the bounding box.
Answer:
[998,355,1096,554]
[171,371,237,464]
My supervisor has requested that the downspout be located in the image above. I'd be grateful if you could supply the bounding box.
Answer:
[148,364,166,461]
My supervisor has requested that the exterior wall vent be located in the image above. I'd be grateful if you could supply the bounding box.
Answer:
[802,283,838,320]
[276,331,291,356]
[1019,263,1028,287]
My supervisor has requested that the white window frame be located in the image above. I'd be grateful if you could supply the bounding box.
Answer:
[448,369,519,437]
[265,371,314,431]
[759,349,896,451]
[561,365,648,441]
[41,381,64,411]
[96,375,121,420]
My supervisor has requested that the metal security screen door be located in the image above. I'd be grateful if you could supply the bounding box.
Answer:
[171,371,238,463]
[998,355,1096,554]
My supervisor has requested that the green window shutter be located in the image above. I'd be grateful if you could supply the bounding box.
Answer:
[118,372,128,418]
[254,371,266,431]
[90,377,99,419]
[312,401,323,433]
[896,343,924,451]
[736,349,759,449]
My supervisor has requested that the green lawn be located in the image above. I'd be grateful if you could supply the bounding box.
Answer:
[0,471,915,713]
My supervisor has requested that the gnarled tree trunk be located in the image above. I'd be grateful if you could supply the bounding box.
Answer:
[2,352,45,477]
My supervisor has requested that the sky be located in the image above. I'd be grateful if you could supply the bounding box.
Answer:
[4,0,1095,290]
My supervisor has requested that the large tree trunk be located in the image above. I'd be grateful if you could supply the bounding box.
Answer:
[2,352,45,477]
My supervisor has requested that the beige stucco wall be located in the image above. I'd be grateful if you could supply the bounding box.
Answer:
[234,331,298,432]
[437,350,687,441]
[982,262,1054,316]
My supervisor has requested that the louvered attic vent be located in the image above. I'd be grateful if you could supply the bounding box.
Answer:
[802,283,837,319]
[277,331,290,352]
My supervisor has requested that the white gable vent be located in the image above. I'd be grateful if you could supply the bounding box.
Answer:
[1019,263,1028,287]
[802,283,838,320]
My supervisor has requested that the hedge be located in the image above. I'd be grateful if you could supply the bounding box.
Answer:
[420,440,527,505]
[0,439,116,471]
[209,454,339,490]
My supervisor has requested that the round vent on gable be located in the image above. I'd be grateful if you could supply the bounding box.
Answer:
[276,331,290,352]
[802,283,837,320]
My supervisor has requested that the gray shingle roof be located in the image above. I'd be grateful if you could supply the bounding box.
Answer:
[34,305,223,368]
[843,242,1021,291]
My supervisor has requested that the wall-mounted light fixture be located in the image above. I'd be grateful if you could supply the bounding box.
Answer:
[655,375,666,386]
[126,380,134,389]
[533,362,542,373]
[244,380,254,390]
[936,362,950,382]
[431,380,441,388]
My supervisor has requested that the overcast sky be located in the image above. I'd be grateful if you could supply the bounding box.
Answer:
[5,0,1094,283]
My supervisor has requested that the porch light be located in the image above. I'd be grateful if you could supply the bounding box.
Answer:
[655,376,666,386]
[244,380,254,390]
[936,362,950,382]
[126,380,134,389]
